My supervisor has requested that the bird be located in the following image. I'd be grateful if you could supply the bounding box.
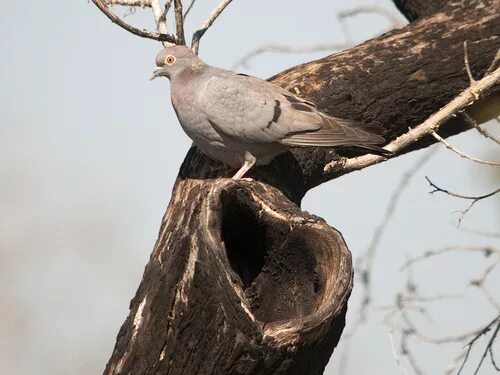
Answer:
[151,45,390,179]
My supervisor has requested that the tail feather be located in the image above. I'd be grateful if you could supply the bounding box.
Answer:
[349,144,393,157]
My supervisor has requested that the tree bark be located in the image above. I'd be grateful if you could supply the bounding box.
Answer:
[104,0,499,374]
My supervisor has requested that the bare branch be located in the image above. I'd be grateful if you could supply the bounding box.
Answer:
[400,331,425,375]
[356,149,436,323]
[426,177,500,201]
[174,0,185,45]
[337,5,406,29]
[232,43,350,70]
[464,41,476,84]
[431,131,500,166]
[425,176,500,224]
[457,315,500,375]
[234,5,402,69]
[183,0,196,18]
[337,150,435,374]
[458,225,500,239]
[107,0,152,6]
[486,49,500,75]
[387,329,410,375]
[92,0,177,43]
[402,245,499,269]
[461,112,500,144]
[325,66,500,175]
[191,0,233,54]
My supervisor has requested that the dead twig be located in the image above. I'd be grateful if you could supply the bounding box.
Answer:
[337,5,405,29]
[92,0,177,43]
[234,5,403,69]
[425,176,500,224]
[486,49,500,75]
[431,131,500,166]
[107,0,151,6]
[464,41,476,84]
[183,0,196,18]
[457,315,500,375]
[232,43,350,70]
[356,149,436,323]
[191,0,234,54]
[458,225,500,239]
[461,112,500,145]
[402,245,498,269]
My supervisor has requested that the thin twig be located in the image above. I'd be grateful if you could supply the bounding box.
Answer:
[426,176,500,201]
[174,0,185,45]
[107,0,152,6]
[232,43,350,69]
[387,329,410,375]
[457,315,500,375]
[234,5,403,69]
[464,41,476,84]
[461,112,500,145]
[400,331,425,375]
[191,0,233,54]
[324,66,500,174]
[183,0,196,18]
[458,225,500,239]
[337,5,406,28]
[402,245,498,269]
[425,176,500,224]
[356,149,436,323]
[431,131,500,166]
[486,49,500,75]
[92,0,177,43]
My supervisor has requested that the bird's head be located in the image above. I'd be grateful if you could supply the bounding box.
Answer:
[150,45,204,80]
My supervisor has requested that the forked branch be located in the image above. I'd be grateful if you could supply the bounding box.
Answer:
[93,0,234,52]
[92,0,177,43]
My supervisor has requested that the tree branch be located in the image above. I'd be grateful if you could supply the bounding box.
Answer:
[424,176,500,225]
[173,0,185,45]
[323,66,500,180]
[191,0,234,54]
[431,131,500,166]
[92,0,177,43]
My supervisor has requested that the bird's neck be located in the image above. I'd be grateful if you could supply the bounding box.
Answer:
[172,66,204,87]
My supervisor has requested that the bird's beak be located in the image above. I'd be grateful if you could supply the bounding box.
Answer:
[150,67,164,81]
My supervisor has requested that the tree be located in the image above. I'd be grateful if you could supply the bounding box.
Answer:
[91,0,500,373]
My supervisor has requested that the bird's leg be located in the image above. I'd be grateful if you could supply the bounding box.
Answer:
[232,154,256,180]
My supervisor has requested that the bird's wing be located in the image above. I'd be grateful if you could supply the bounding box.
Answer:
[199,72,384,147]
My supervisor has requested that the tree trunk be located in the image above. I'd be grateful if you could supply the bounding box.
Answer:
[104,0,499,374]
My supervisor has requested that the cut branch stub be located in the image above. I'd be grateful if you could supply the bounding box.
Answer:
[104,178,352,375]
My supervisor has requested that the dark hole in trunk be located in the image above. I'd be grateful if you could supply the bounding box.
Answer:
[219,187,327,323]
[220,189,268,288]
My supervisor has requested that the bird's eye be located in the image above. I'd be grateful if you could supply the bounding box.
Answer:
[164,55,176,65]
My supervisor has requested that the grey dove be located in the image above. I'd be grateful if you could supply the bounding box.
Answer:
[151,45,389,179]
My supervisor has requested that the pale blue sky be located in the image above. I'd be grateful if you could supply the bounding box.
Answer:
[1,1,498,374]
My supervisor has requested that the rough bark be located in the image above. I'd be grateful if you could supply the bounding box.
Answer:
[104,0,499,374]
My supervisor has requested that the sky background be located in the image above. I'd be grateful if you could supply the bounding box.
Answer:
[1,1,499,374]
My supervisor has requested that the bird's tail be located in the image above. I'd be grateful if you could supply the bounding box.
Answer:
[348,143,393,157]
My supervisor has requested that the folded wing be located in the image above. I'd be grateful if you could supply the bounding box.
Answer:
[200,71,386,149]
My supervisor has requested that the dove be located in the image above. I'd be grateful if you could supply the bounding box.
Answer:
[151,45,390,179]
